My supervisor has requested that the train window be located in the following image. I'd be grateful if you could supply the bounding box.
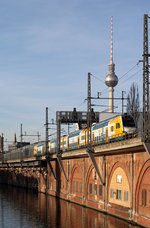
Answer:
[81,135,85,140]
[116,123,120,129]
[122,115,135,127]
[111,126,113,132]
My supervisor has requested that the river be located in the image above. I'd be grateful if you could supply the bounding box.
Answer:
[0,184,141,228]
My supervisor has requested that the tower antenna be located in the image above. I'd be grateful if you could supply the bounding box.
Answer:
[110,16,113,64]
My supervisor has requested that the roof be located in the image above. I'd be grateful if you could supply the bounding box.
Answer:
[68,130,81,138]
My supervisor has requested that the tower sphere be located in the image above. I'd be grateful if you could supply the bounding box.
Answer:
[105,63,118,87]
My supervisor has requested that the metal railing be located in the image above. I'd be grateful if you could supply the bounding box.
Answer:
[3,144,35,163]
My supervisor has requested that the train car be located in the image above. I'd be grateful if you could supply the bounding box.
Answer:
[33,142,45,156]
[79,128,88,147]
[68,130,81,150]
[108,114,136,139]
[108,115,124,140]
[92,114,136,145]
[61,135,68,151]
[49,138,57,153]
[92,120,109,145]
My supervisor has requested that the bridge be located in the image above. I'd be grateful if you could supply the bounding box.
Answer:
[0,136,149,227]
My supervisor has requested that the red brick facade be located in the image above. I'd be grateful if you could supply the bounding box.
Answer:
[45,150,150,227]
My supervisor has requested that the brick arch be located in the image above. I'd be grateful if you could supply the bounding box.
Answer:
[135,159,150,217]
[107,161,131,207]
[85,164,94,185]
[85,164,95,200]
[70,164,83,195]
[108,161,131,189]
[70,164,80,183]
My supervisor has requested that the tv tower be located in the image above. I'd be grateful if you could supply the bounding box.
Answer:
[105,16,118,112]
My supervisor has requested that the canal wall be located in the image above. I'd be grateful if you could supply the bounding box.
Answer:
[0,137,150,227]
[45,151,150,227]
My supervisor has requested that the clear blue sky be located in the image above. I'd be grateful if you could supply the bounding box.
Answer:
[0,0,149,145]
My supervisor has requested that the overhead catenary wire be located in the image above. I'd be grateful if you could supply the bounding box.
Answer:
[91,73,105,83]
[119,62,140,80]
[117,69,142,89]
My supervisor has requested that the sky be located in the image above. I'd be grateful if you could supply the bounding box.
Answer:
[0,0,149,146]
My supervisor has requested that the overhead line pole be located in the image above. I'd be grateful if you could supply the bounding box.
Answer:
[20,124,41,142]
[87,72,93,152]
[20,124,23,143]
[46,107,49,154]
[140,14,150,156]
[87,72,105,185]
[122,91,126,114]
[45,107,56,179]
[143,14,150,142]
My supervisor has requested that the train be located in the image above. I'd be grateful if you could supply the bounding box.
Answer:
[34,113,136,155]
[3,114,136,162]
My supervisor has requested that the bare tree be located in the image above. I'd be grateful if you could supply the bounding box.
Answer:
[126,83,140,127]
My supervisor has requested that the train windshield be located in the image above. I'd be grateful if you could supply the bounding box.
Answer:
[122,115,135,127]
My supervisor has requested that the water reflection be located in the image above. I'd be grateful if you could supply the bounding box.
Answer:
[0,184,140,228]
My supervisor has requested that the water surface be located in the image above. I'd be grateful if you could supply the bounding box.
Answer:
[0,184,141,228]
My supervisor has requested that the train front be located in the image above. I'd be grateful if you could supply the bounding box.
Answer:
[122,114,136,137]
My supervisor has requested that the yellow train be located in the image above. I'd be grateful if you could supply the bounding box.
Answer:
[47,114,136,154]
[2,114,137,161]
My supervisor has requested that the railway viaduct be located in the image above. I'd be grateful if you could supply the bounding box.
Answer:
[0,136,149,227]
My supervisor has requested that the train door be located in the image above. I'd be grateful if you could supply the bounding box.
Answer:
[85,130,88,145]
[92,132,95,145]
[67,138,69,150]
[106,128,108,143]
[78,136,80,148]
